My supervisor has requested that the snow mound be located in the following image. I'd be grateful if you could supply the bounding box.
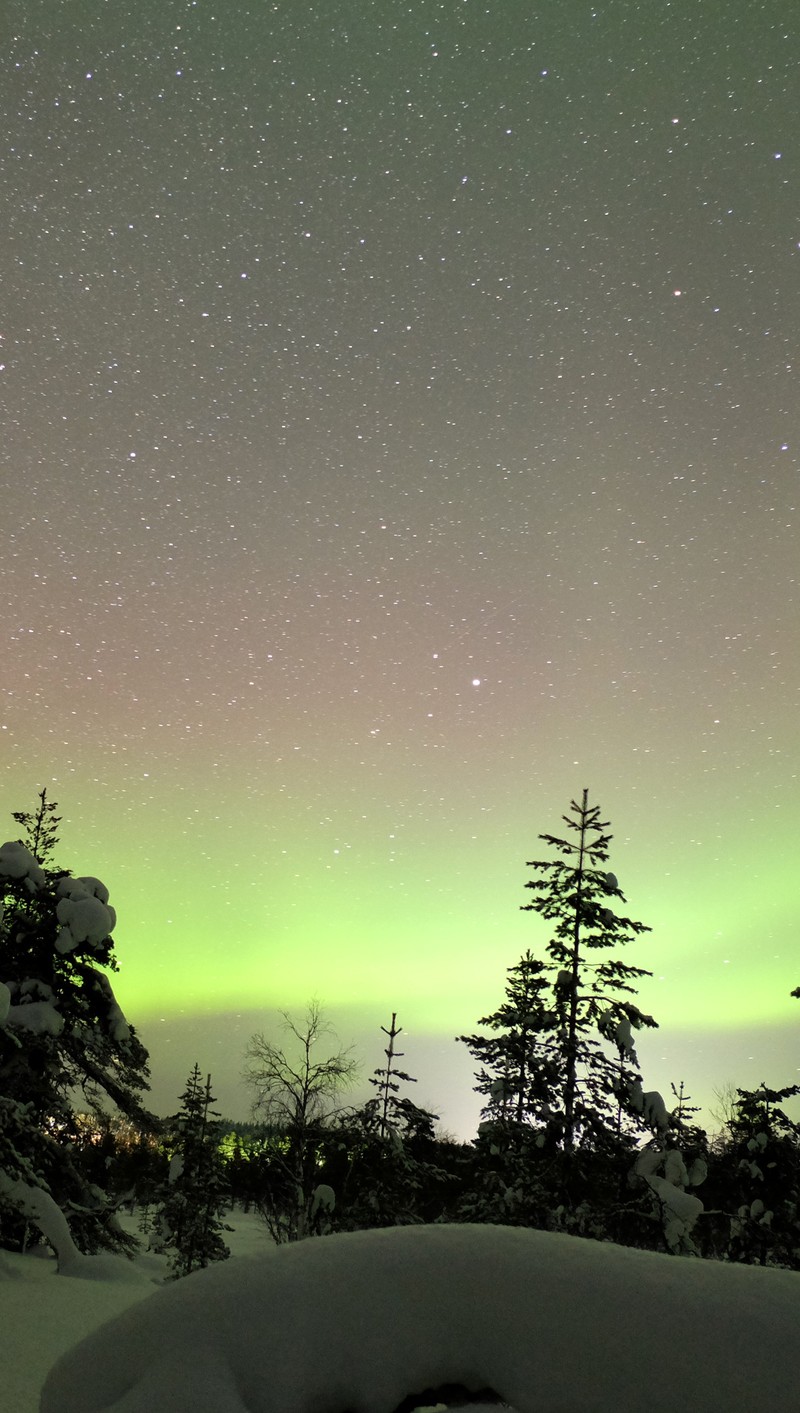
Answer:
[57,1251,157,1286]
[41,1223,800,1413]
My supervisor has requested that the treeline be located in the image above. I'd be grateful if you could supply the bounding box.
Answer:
[1,790,798,1275]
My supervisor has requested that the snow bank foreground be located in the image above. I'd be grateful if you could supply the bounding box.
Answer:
[41,1222,800,1413]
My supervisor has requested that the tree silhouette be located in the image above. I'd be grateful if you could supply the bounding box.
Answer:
[242,1001,357,1241]
[152,1065,231,1279]
[521,788,657,1157]
[0,795,151,1258]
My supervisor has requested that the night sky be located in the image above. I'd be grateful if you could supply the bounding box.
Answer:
[3,1,798,1135]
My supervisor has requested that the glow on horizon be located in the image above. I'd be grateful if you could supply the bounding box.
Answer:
[33,770,796,1041]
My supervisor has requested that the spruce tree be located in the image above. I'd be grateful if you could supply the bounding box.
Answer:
[152,1065,231,1279]
[457,954,563,1228]
[341,1014,445,1229]
[12,790,61,870]
[364,1013,432,1138]
[459,951,559,1132]
[0,795,151,1258]
[521,788,657,1158]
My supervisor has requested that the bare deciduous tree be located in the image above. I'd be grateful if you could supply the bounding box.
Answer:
[242,1001,358,1241]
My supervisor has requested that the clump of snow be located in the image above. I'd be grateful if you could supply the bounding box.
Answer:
[4,999,64,1036]
[663,1148,689,1186]
[41,1222,800,1413]
[633,1146,662,1181]
[3,976,65,1038]
[644,1176,704,1252]
[628,1083,671,1134]
[688,1154,708,1186]
[597,1009,636,1059]
[0,1175,82,1272]
[54,876,116,954]
[67,876,111,905]
[0,840,45,889]
[634,1142,707,1255]
[88,969,130,1043]
[310,1183,335,1218]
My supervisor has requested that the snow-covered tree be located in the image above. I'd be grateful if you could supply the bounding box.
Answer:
[0,793,151,1259]
[242,1002,358,1241]
[521,788,657,1158]
[715,1082,800,1268]
[150,1065,231,1279]
[630,1083,708,1256]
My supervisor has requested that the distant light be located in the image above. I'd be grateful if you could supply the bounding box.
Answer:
[472,678,481,687]
[673,289,682,297]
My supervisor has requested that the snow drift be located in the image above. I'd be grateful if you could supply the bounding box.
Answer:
[41,1222,800,1413]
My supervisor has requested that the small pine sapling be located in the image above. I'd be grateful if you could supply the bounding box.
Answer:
[152,1065,231,1279]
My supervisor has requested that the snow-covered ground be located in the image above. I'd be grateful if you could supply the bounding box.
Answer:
[1,1209,274,1413]
[4,1212,800,1413]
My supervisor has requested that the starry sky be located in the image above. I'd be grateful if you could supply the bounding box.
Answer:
[3,0,798,1135]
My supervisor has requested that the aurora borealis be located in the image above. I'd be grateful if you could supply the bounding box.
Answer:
[2,1,798,1134]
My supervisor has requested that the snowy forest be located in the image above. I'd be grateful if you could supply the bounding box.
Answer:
[2,786,799,1276]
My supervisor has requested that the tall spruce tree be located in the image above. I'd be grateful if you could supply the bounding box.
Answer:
[0,794,151,1258]
[152,1065,231,1279]
[521,789,657,1157]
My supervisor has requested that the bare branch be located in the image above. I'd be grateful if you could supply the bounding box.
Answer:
[242,1001,358,1131]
